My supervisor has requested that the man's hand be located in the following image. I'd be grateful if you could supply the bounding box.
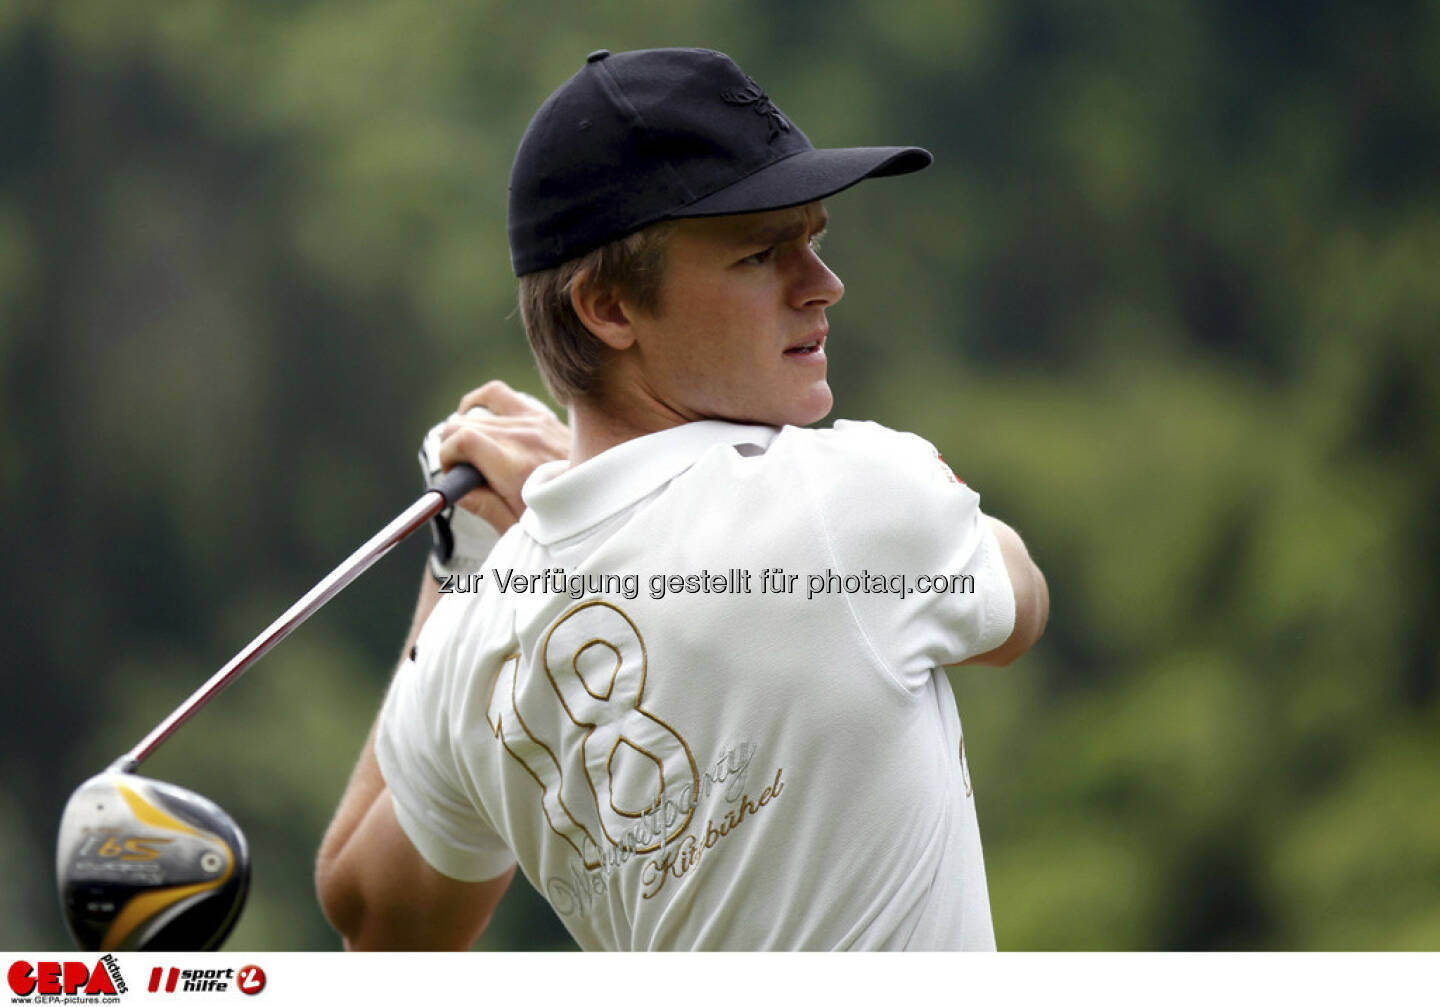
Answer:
[435,381,569,533]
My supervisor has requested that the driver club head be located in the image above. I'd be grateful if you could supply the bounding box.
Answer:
[56,772,250,951]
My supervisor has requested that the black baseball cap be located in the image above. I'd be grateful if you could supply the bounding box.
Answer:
[508,47,932,276]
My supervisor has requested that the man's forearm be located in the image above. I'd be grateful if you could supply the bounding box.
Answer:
[316,570,440,905]
[315,567,515,949]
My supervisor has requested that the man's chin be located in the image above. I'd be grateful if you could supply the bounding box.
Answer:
[713,384,833,428]
[791,384,834,427]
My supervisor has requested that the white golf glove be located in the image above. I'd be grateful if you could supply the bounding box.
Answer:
[418,407,501,583]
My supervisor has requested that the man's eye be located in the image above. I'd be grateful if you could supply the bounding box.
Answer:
[741,247,775,266]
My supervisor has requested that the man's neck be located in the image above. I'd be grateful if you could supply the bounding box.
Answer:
[566,395,692,467]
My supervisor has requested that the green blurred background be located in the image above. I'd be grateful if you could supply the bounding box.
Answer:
[3,0,1437,950]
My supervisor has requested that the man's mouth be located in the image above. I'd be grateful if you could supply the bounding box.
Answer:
[784,334,826,356]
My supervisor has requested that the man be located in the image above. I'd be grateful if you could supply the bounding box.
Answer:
[316,47,1047,951]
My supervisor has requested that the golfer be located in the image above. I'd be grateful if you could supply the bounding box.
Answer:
[317,47,1048,951]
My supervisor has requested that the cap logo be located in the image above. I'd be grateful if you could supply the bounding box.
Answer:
[721,77,791,141]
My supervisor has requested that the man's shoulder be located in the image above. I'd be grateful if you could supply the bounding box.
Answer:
[645,419,923,489]
[755,420,979,535]
[769,420,956,486]
[766,418,910,457]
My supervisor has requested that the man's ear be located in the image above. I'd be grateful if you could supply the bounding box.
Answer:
[570,268,636,351]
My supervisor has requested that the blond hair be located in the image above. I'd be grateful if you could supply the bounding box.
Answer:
[518,222,675,404]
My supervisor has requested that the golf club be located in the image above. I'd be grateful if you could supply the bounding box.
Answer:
[56,462,484,951]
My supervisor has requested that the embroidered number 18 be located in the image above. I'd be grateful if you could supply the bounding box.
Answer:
[486,601,698,867]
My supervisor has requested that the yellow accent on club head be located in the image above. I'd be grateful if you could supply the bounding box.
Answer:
[116,782,205,839]
[100,781,235,950]
[101,880,226,951]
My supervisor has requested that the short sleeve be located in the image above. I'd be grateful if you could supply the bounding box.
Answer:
[796,421,1017,692]
[374,596,518,882]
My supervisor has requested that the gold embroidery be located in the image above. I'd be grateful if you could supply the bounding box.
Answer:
[486,601,700,872]
[640,767,785,900]
[541,601,698,850]
[486,652,603,867]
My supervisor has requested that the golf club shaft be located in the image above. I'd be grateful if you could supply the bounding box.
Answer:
[111,464,484,773]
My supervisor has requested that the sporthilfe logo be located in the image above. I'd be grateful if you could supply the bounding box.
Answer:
[145,965,265,996]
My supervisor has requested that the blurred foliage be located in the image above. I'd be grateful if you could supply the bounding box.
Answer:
[2,0,1437,951]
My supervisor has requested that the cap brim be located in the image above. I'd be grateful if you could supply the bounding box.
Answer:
[675,145,932,218]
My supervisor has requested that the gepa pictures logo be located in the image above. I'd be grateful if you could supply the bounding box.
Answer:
[7,955,126,1000]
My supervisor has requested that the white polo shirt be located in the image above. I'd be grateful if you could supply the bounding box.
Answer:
[376,419,1016,950]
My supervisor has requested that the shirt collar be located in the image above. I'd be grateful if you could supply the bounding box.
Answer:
[519,420,779,544]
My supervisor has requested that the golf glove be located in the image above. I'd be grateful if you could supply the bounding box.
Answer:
[419,407,500,584]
